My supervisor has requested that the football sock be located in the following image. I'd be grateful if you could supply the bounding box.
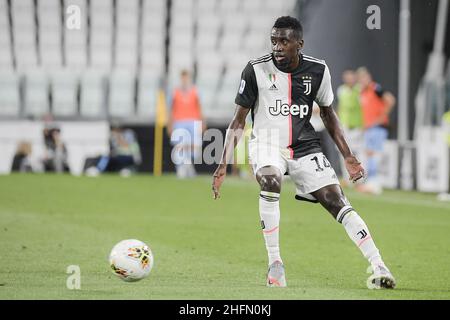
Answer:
[337,206,384,267]
[259,191,282,265]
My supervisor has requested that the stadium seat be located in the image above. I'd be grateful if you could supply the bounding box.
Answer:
[0,0,13,70]
[23,69,50,117]
[0,71,21,117]
[241,0,264,13]
[64,0,88,69]
[141,1,166,74]
[196,0,218,13]
[218,0,241,13]
[115,0,138,71]
[140,48,165,76]
[50,69,79,117]
[137,72,160,119]
[143,0,166,11]
[108,70,136,118]
[37,0,62,52]
[91,42,113,71]
[195,32,219,52]
[115,45,138,70]
[281,0,298,12]
[90,0,113,70]
[173,0,194,11]
[80,70,107,118]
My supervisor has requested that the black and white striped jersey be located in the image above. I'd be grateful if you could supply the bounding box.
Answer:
[235,53,334,159]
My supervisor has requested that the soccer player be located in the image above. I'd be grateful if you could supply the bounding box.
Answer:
[211,16,395,289]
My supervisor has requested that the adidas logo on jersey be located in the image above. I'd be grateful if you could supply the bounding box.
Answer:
[268,100,309,117]
[268,74,278,91]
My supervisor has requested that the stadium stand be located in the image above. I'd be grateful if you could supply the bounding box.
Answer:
[0,0,299,122]
[38,0,63,69]
[0,70,20,117]
[64,0,88,69]
[80,69,107,118]
[89,0,113,70]
[0,0,13,71]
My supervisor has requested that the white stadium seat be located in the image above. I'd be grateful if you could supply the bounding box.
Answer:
[108,70,136,118]
[137,72,160,119]
[50,69,79,117]
[23,69,50,117]
[64,0,88,69]
[218,0,241,13]
[80,70,107,118]
[196,0,219,13]
[0,71,21,117]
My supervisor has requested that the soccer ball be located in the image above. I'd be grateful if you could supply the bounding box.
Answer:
[109,239,154,282]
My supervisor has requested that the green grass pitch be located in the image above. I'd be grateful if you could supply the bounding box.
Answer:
[1,174,449,300]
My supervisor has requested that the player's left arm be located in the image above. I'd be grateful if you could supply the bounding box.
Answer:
[315,64,364,182]
[319,106,364,182]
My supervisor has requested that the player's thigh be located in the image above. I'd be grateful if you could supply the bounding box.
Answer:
[288,152,339,196]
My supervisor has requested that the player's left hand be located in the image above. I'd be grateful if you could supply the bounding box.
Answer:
[345,155,365,183]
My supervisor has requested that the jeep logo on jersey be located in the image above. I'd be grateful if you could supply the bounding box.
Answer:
[268,100,309,117]
[302,76,312,96]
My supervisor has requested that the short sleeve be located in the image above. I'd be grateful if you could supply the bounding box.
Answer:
[234,62,258,109]
[315,64,334,107]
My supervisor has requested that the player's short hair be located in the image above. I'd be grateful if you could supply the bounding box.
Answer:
[273,16,303,40]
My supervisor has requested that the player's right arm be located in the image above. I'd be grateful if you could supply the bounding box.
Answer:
[212,62,257,199]
[212,105,250,199]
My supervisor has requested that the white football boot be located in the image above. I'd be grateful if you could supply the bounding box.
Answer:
[366,264,396,289]
[266,261,287,287]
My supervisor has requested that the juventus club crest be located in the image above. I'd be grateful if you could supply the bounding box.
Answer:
[302,75,312,96]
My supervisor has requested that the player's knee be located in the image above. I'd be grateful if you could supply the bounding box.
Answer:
[259,175,281,193]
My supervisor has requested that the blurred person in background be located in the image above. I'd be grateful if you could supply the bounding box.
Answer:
[168,70,206,179]
[336,70,363,186]
[42,126,70,173]
[86,125,142,177]
[11,141,33,172]
[357,67,396,195]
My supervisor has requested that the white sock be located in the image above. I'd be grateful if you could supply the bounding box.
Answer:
[337,206,384,268]
[259,191,282,265]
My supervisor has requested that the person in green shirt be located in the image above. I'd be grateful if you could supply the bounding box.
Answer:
[336,70,364,185]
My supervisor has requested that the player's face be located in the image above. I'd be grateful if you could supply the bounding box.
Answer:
[271,28,303,71]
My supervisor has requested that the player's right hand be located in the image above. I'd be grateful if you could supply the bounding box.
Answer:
[212,165,227,200]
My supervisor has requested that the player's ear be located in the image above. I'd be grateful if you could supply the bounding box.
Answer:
[298,39,304,50]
